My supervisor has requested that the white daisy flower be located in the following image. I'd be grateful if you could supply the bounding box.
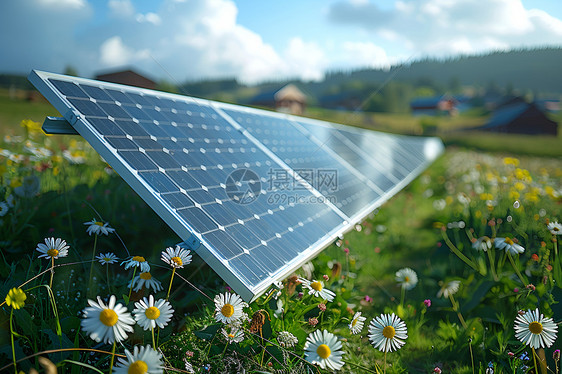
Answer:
[304,329,344,371]
[277,331,298,348]
[0,202,8,216]
[349,312,367,335]
[161,245,192,269]
[128,272,163,292]
[84,219,116,236]
[122,256,151,273]
[495,237,525,256]
[472,236,492,252]
[547,221,562,235]
[36,237,69,260]
[96,252,119,265]
[437,280,461,298]
[395,268,418,290]
[514,308,558,349]
[80,295,134,344]
[298,277,335,302]
[221,326,244,343]
[214,292,245,324]
[368,313,408,352]
[113,345,163,374]
[133,295,174,330]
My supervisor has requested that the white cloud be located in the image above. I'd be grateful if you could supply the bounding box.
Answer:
[328,0,562,58]
[37,0,86,9]
[283,38,326,81]
[99,36,150,67]
[108,0,135,18]
[341,41,391,69]
[136,12,161,25]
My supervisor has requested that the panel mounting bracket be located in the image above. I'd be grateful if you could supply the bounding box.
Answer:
[41,115,79,135]
[177,234,201,251]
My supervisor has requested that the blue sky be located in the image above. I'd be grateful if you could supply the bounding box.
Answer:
[1,0,561,84]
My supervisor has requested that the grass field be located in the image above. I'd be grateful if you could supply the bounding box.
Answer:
[1,88,561,373]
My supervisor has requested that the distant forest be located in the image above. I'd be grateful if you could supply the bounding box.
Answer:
[2,47,561,110]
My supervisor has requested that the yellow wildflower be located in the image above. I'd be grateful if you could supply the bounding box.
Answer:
[5,288,26,309]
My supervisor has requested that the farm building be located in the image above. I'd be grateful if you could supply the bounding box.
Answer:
[410,95,458,116]
[95,69,156,90]
[477,102,558,136]
[250,84,307,115]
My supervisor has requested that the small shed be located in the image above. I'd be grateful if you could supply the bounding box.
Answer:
[410,95,458,116]
[250,84,307,115]
[478,102,558,136]
[95,69,156,90]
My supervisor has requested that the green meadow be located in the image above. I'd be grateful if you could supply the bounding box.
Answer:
[1,90,561,373]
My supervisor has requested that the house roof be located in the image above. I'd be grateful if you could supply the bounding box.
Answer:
[410,95,456,109]
[95,69,156,89]
[481,102,557,130]
[274,84,306,102]
[250,84,306,105]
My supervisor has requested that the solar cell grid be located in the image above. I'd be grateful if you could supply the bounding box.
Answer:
[31,70,443,301]
[220,107,383,219]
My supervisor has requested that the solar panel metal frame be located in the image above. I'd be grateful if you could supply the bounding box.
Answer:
[29,70,444,301]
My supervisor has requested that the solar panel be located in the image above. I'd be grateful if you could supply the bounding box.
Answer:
[29,70,444,301]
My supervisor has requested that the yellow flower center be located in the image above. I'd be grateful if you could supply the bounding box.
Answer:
[505,238,514,245]
[554,227,560,232]
[529,321,543,335]
[132,256,146,262]
[228,333,235,338]
[311,281,323,291]
[316,344,331,359]
[404,276,410,282]
[95,222,104,226]
[352,318,358,327]
[99,309,118,326]
[382,325,396,339]
[171,256,183,266]
[145,306,161,320]
[221,303,235,318]
[128,360,148,374]
[47,249,59,257]
[140,272,152,280]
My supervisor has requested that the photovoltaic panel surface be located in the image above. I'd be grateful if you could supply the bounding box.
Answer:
[30,70,443,301]
[219,106,382,219]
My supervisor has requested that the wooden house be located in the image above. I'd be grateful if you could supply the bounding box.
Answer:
[478,102,557,136]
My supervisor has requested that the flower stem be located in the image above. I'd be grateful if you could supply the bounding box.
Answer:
[400,286,405,309]
[87,235,98,297]
[383,351,387,374]
[507,253,526,285]
[166,267,176,301]
[449,294,467,328]
[532,348,538,374]
[10,309,16,374]
[346,360,380,374]
[127,267,137,303]
[106,265,111,293]
[486,249,499,281]
[109,341,116,374]
[49,257,54,290]
[151,327,156,349]
[441,230,481,274]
